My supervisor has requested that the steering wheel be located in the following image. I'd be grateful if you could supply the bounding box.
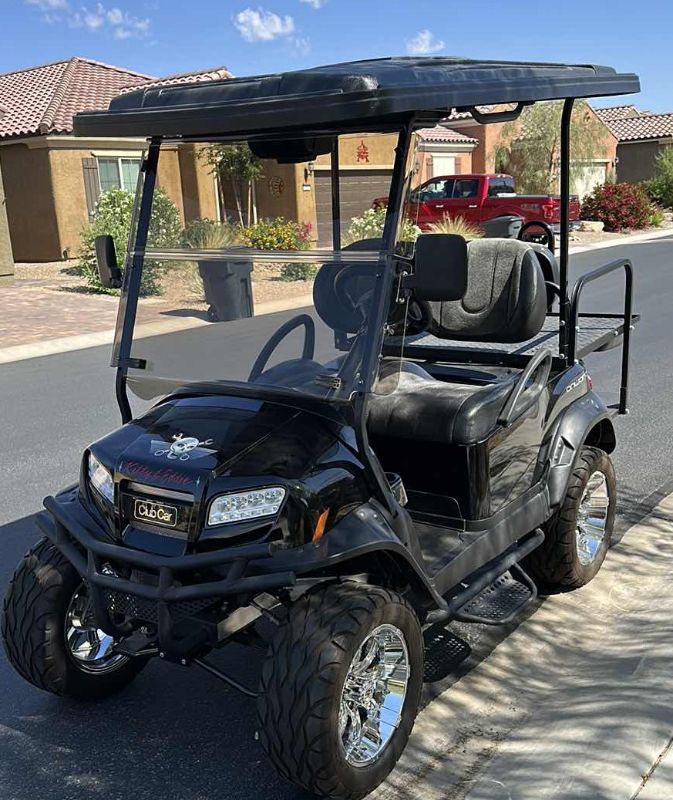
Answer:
[518,221,556,254]
[248,313,316,382]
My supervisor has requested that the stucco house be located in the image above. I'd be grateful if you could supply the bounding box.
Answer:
[0,57,224,265]
[448,104,618,198]
[595,105,673,183]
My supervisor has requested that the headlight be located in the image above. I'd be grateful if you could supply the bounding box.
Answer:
[88,453,114,503]
[208,487,286,526]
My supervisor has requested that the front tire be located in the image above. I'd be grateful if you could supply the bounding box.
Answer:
[257,583,423,800]
[527,446,616,589]
[2,538,145,699]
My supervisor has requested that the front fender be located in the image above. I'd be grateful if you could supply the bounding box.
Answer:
[263,502,444,610]
[546,391,615,508]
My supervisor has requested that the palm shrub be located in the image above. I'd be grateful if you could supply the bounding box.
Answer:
[77,188,181,296]
[580,182,655,232]
[428,214,484,240]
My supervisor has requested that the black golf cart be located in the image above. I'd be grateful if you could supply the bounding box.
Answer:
[2,58,639,799]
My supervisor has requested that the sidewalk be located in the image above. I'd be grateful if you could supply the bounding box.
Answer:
[373,493,673,800]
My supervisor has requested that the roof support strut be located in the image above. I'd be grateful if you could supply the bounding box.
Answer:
[558,97,574,362]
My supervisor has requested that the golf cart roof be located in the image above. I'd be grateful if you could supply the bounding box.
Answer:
[74,56,640,140]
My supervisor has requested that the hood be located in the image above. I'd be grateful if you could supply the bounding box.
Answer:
[94,395,303,492]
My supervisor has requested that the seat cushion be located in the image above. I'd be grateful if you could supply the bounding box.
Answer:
[369,363,516,446]
[427,238,547,343]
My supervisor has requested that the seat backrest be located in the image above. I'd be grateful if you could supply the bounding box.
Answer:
[427,238,547,343]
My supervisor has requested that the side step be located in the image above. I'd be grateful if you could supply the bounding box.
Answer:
[426,528,543,626]
[453,564,536,625]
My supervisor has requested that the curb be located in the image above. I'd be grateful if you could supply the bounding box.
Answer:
[569,226,673,255]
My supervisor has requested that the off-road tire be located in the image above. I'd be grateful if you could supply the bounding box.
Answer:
[257,582,423,800]
[526,446,616,589]
[2,537,145,699]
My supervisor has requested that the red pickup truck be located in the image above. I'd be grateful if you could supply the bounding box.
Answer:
[380,173,580,232]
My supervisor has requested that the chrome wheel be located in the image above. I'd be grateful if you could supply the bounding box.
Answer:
[339,623,410,766]
[64,585,128,674]
[576,471,610,565]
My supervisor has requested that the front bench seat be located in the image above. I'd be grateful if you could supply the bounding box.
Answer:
[368,238,548,446]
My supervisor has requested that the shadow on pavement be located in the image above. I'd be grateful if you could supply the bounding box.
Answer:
[0,483,665,800]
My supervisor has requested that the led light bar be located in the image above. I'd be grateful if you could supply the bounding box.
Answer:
[88,453,114,503]
[208,487,286,526]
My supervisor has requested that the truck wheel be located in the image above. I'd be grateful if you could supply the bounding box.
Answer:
[527,446,616,589]
[2,538,145,700]
[257,582,423,800]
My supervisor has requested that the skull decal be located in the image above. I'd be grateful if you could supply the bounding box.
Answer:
[151,433,215,462]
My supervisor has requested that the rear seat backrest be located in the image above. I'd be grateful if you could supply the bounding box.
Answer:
[426,238,547,343]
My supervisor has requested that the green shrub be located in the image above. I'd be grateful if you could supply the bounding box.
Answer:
[647,148,673,210]
[77,188,181,296]
[278,262,318,282]
[650,206,665,227]
[580,182,655,232]
[345,207,421,245]
[242,218,312,251]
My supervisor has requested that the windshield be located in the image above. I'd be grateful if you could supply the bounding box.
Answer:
[115,132,419,405]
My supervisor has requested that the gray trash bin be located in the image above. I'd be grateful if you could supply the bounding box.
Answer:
[481,215,523,239]
[198,259,254,322]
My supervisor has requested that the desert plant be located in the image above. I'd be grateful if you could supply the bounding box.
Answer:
[242,218,312,251]
[650,206,665,227]
[428,214,484,240]
[646,147,673,210]
[76,188,181,296]
[181,219,243,249]
[345,207,421,245]
[494,100,607,194]
[580,182,656,232]
[278,262,318,282]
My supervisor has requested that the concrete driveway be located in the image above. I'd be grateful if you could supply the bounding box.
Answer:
[373,493,673,800]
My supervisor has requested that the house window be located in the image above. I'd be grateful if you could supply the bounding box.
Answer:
[97,156,141,193]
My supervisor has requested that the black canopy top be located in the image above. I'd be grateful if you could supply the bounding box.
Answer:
[74,56,640,140]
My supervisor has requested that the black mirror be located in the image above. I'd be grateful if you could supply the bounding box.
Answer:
[407,234,468,301]
[94,235,123,289]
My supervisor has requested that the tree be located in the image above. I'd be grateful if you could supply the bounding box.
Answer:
[200,143,263,226]
[493,100,608,194]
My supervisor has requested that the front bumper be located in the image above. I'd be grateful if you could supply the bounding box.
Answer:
[38,490,295,655]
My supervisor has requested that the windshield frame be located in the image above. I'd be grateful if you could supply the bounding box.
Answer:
[110,125,414,424]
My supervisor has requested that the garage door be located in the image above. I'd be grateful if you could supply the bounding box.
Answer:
[315,169,393,245]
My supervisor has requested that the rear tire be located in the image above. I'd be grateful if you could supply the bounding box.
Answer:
[526,446,616,589]
[257,582,423,800]
[2,538,145,699]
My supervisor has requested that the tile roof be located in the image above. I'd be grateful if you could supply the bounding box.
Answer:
[593,104,640,122]
[416,125,478,144]
[121,66,231,94]
[606,112,673,142]
[0,57,152,140]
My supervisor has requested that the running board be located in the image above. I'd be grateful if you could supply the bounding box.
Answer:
[426,528,544,626]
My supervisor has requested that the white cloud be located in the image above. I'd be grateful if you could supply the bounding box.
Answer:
[25,0,69,9]
[406,29,445,56]
[300,0,325,8]
[234,7,295,42]
[26,0,150,38]
[292,35,311,55]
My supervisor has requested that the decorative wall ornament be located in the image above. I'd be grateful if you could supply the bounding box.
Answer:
[356,140,370,163]
[268,176,285,197]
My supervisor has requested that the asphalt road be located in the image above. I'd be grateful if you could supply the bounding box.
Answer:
[0,235,671,800]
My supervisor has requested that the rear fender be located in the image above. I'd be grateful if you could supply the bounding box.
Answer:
[546,391,616,508]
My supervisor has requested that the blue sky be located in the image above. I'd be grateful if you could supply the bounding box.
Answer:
[3,0,671,112]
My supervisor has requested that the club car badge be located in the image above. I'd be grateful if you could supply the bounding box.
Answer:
[151,433,216,462]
